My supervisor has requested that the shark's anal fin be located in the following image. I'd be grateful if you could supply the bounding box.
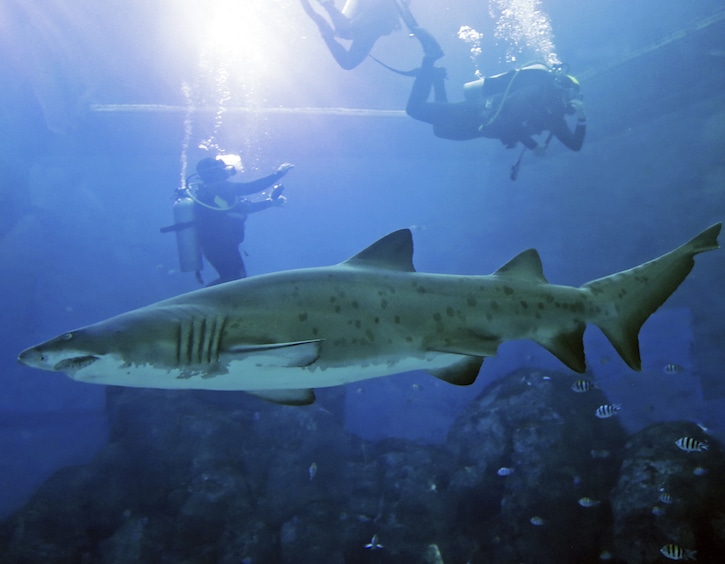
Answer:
[428,355,484,386]
[225,340,322,367]
[246,389,316,406]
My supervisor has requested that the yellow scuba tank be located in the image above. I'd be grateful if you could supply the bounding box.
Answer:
[172,194,202,273]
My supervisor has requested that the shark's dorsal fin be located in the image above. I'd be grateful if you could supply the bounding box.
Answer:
[341,229,416,272]
[494,249,547,283]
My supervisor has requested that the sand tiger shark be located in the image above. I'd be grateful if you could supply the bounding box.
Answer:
[18,224,720,405]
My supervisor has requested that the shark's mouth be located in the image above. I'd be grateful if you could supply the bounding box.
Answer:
[54,355,99,372]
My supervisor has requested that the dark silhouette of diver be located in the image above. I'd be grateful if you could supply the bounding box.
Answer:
[407,59,586,150]
[299,0,403,69]
[299,0,442,70]
[402,25,586,172]
[194,157,293,286]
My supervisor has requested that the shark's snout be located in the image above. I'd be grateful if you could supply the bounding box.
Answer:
[18,347,48,369]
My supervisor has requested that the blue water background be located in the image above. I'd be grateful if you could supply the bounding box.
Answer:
[1,0,724,517]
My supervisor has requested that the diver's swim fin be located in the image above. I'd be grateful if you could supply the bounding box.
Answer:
[392,0,444,60]
[392,0,419,30]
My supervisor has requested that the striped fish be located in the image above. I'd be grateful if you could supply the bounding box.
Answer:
[595,404,621,419]
[675,437,708,452]
[659,543,696,560]
[663,363,684,375]
[571,379,596,393]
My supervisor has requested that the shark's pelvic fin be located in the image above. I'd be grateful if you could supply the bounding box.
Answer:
[225,340,322,367]
[341,229,416,272]
[535,324,587,373]
[493,249,548,283]
[428,355,484,386]
[246,389,316,406]
[584,223,721,371]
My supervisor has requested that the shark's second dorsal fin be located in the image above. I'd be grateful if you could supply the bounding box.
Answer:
[493,249,548,283]
[342,229,416,272]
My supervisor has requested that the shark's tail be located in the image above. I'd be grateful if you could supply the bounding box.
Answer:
[582,223,720,370]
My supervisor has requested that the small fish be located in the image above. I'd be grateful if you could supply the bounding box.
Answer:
[590,449,612,459]
[595,404,621,419]
[578,497,601,508]
[675,437,708,452]
[659,543,696,561]
[651,505,666,517]
[308,462,318,481]
[693,466,709,476]
[696,422,711,434]
[529,516,546,526]
[571,379,596,393]
[497,466,515,476]
[364,534,383,550]
[659,492,673,504]
[663,363,685,375]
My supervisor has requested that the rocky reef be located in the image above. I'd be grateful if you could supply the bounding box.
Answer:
[1,368,723,563]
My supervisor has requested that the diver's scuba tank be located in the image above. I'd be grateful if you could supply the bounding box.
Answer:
[463,77,486,102]
[171,192,202,273]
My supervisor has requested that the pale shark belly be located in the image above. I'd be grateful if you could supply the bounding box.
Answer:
[68,350,463,391]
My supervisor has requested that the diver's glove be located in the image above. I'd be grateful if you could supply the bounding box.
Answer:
[570,99,586,121]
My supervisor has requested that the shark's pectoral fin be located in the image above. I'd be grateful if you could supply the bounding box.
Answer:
[535,324,586,373]
[246,389,316,406]
[428,355,483,386]
[225,340,322,367]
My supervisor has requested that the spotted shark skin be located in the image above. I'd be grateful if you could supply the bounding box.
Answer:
[18,224,721,405]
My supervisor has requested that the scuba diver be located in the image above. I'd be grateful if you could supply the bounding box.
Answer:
[164,157,293,286]
[300,0,428,70]
[403,27,585,176]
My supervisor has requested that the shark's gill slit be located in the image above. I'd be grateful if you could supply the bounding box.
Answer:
[193,317,206,365]
[209,316,226,363]
[183,321,194,365]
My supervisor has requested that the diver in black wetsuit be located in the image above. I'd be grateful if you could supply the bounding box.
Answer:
[401,14,586,156]
[194,157,293,286]
[406,58,586,153]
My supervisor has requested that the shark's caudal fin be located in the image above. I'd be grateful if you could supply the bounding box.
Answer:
[583,223,721,370]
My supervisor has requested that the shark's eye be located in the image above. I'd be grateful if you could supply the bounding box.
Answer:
[62,333,73,341]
